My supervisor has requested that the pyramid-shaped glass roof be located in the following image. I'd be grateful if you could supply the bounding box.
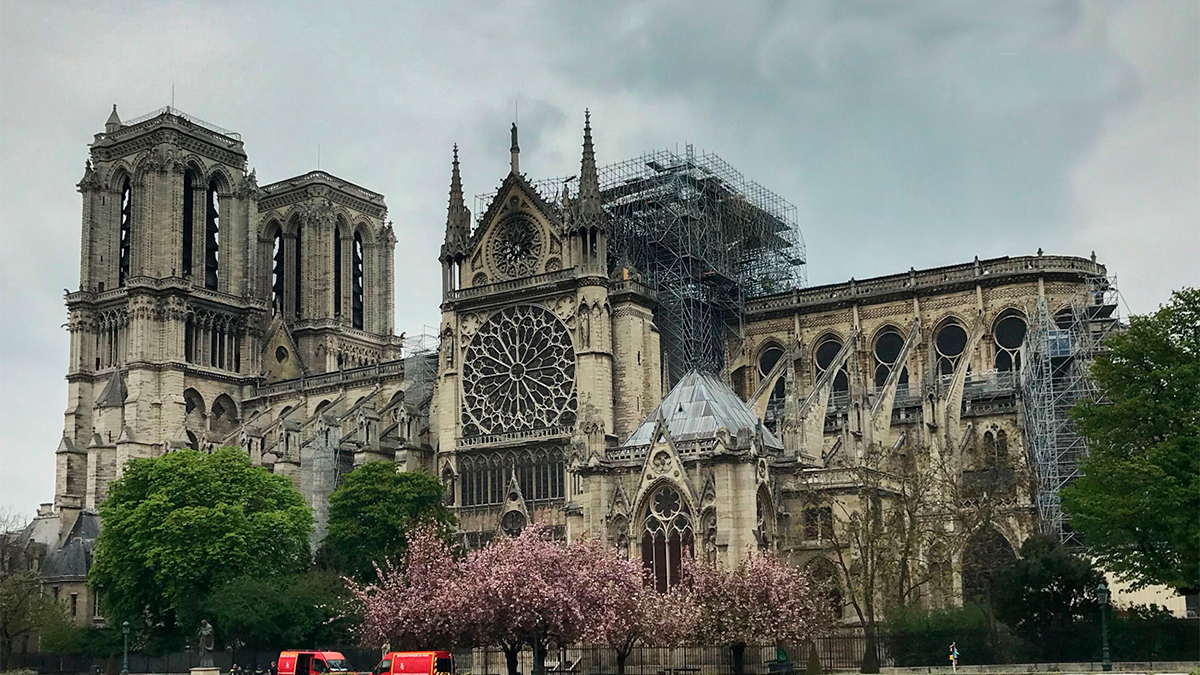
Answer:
[622,370,784,450]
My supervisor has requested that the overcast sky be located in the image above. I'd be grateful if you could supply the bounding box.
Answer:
[1,1,1197,518]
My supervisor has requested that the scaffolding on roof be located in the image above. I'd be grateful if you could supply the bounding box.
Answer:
[599,146,806,386]
[1020,275,1120,546]
[402,328,440,412]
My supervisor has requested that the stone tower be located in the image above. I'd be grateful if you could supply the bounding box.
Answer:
[56,106,400,537]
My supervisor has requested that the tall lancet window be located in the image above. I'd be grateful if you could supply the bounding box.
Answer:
[204,179,220,290]
[333,226,342,317]
[271,230,284,312]
[118,178,132,286]
[352,231,364,329]
[641,484,693,592]
[182,170,195,278]
[293,226,303,318]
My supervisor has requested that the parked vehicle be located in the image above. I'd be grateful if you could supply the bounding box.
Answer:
[278,651,355,675]
[370,652,454,675]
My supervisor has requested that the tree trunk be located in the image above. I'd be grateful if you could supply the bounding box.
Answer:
[860,629,880,674]
[532,640,546,675]
[504,645,521,675]
[616,650,628,675]
[731,643,747,675]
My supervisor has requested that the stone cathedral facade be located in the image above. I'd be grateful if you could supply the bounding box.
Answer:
[26,105,1111,627]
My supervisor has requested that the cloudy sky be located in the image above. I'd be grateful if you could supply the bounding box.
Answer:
[1,1,1196,517]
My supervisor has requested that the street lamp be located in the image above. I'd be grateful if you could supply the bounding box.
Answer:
[1096,582,1112,672]
[121,620,130,675]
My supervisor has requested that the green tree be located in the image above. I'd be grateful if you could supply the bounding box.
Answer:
[1062,287,1200,593]
[993,535,1103,635]
[318,463,455,582]
[207,570,357,649]
[90,447,313,647]
[0,571,73,668]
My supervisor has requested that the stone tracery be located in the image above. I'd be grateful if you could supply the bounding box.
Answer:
[460,305,576,437]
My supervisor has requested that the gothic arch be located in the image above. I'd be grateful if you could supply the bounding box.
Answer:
[960,525,1016,603]
[867,322,904,346]
[183,388,206,429]
[804,557,844,620]
[810,330,847,360]
[932,315,971,376]
[181,156,206,178]
[205,166,234,194]
[755,484,777,549]
[103,161,134,191]
[210,393,239,439]
[638,480,695,592]
[353,219,378,244]
[755,338,786,377]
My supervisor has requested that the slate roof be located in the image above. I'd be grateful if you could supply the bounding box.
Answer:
[40,510,99,580]
[622,370,784,450]
[96,370,127,408]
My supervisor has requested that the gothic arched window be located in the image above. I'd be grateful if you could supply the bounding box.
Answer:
[641,484,693,592]
[118,178,132,286]
[333,226,342,317]
[294,224,303,318]
[352,231,364,329]
[935,321,968,376]
[873,327,909,389]
[204,178,220,290]
[271,229,284,312]
[182,170,196,278]
[814,337,849,394]
[993,313,1027,373]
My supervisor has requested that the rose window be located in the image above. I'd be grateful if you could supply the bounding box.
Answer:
[490,215,543,279]
[461,305,576,437]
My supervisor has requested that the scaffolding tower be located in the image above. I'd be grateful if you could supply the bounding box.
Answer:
[598,147,807,386]
[1021,275,1119,546]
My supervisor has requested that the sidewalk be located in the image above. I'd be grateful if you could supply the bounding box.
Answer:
[879,661,1199,675]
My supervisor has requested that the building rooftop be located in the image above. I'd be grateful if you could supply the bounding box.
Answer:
[623,370,784,450]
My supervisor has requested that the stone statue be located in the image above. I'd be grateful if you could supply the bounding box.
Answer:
[197,619,215,668]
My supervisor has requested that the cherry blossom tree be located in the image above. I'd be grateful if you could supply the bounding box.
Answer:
[460,526,587,675]
[685,550,829,674]
[574,540,698,674]
[351,525,468,649]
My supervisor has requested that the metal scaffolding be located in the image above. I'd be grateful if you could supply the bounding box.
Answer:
[475,147,806,387]
[599,147,806,386]
[1021,275,1119,546]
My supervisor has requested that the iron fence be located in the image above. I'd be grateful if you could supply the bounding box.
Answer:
[10,621,1198,675]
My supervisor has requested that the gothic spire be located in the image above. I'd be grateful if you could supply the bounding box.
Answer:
[105,104,122,134]
[576,109,603,224]
[510,122,520,174]
[443,145,470,255]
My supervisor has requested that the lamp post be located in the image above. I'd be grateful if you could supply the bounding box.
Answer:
[1096,582,1112,672]
[121,620,130,675]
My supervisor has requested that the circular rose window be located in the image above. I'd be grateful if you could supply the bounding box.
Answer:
[461,305,576,436]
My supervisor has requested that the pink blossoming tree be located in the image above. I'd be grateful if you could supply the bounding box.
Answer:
[685,551,829,674]
[460,526,587,675]
[574,540,698,674]
[351,525,468,650]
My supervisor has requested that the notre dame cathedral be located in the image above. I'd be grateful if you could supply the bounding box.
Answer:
[25,105,1114,625]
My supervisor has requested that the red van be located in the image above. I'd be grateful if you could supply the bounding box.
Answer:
[370,652,454,675]
[278,651,354,675]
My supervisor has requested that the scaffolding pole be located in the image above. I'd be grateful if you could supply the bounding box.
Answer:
[1020,275,1119,546]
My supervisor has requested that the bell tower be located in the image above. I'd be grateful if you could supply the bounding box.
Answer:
[62,105,263,520]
